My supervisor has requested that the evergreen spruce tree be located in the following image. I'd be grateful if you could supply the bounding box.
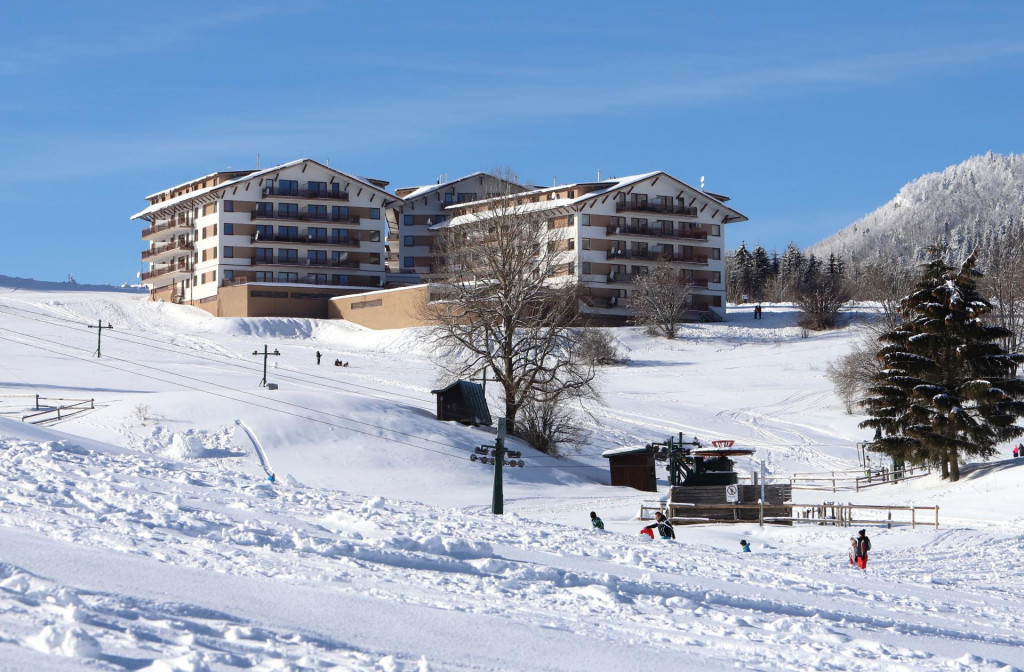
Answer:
[860,247,1024,481]
[751,245,772,301]
[729,241,754,302]
[779,242,806,301]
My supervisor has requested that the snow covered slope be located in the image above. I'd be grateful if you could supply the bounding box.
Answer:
[1,288,1023,670]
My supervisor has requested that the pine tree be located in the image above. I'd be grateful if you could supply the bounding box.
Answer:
[779,242,805,301]
[751,245,772,301]
[728,241,754,302]
[859,247,1024,481]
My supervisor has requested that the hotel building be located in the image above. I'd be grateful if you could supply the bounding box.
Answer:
[132,159,401,318]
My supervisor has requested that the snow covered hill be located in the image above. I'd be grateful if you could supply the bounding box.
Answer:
[810,152,1024,267]
[1,287,1022,670]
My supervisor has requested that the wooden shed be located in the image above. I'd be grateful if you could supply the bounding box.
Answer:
[602,445,658,492]
[430,380,492,426]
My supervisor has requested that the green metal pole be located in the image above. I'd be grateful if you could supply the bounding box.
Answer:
[492,418,506,514]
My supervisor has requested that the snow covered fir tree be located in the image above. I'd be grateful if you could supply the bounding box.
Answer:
[859,246,1024,481]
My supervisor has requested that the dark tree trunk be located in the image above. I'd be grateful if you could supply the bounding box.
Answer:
[940,455,949,480]
[949,453,960,482]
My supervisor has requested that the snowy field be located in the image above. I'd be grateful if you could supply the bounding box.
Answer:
[0,286,1022,671]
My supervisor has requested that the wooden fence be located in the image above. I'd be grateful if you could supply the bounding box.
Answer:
[639,501,939,529]
[734,466,933,492]
[21,396,95,424]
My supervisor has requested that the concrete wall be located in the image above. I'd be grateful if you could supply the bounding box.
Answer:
[328,285,431,329]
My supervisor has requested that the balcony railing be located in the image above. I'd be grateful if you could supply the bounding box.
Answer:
[605,249,709,264]
[251,257,373,269]
[605,225,708,241]
[141,261,192,282]
[262,187,350,201]
[141,218,192,239]
[250,233,362,247]
[141,240,193,261]
[223,275,381,289]
[615,201,699,217]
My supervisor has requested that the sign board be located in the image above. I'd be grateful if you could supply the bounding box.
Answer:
[711,440,735,448]
[725,484,739,503]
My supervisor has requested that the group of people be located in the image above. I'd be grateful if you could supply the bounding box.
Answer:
[753,303,763,319]
[1013,444,1024,458]
[315,351,349,367]
[591,511,873,567]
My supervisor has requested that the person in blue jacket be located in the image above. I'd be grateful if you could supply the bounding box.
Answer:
[590,511,605,529]
[740,539,751,552]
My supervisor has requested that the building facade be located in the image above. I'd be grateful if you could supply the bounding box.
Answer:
[132,159,401,317]
[389,173,527,275]
[440,172,747,322]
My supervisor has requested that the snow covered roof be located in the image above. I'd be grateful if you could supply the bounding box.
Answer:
[601,445,655,458]
[397,172,495,202]
[132,159,403,221]
[432,171,747,231]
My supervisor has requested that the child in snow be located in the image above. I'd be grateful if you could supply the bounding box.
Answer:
[848,537,858,567]
[740,539,751,553]
[590,511,604,529]
[644,512,675,540]
[854,529,871,570]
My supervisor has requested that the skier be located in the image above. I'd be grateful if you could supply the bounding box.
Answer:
[740,539,751,553]
[854,529,871,570]
[590,511,604,529]
[316,351,322,365]
[643,512,675,540]
[1014,445,1020,458]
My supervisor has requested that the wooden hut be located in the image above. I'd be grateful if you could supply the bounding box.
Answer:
[601,445,658,492]
[430,380,492,426]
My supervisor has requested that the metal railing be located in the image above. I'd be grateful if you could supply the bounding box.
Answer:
[141,218,191,239]
[262,187,349,200]
[141,240,193,260]
[615,201,699,217]
[605,225,708,241]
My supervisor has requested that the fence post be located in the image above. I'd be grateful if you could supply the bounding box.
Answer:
[887,511,891,529]
[911,507,916,529]
[832,475,836,493]
[934,506,939,529]
[90,398,94,409]
[758,499,763,528]
[35,394,39,409]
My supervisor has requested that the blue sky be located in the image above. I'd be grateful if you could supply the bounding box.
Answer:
[2,1,1023,284]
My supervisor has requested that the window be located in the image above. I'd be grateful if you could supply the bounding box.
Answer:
[307,205,327,220]
[567,215,575,227]
[404,236,414,247]
[223,200,234,212]
[224,223,234,235]
[279,179,298,196]
[254,248,273,263]
[370,208,380,219]
[308,227,327,242]
[711,224,721,237]
[255,224,274,240]
[582,262,591,275]
[310,274,328,284]
[582,238,591,250]
[279,249,298,263]
[279,272,298,283]
[712,271,722,284]
[223,270,233,280]
[278,203,298,218]
[434,214,447,224]
[443,193,454,204]
[332,206,349,220]
[404,214,414,226]
[567,239,575,250]
[331,182,341,196]
[278,225,299,241]
[370,231,380,242]
[308,250,327,265]
[567,261,575,275]
[263,180,273,192]
[333,274,349,285]
[581,214,590,226]
[308,181,327,196]
[256,203,273,218]
[712,248,721,260]
[403,256,414,268]
[224,246,234,258]
[456,192,477,203]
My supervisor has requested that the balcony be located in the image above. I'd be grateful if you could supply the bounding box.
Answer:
[141,240,194,262]
[141,218,191,240]
[141,260,192,282]
[605,249,709,264]
[223,275,381,289]
[250,233,362,248]
[605,225,708,241]
[262,187,349,201]
[615,200,699,217]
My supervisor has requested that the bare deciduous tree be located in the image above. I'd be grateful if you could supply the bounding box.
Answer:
[630,263,693,339]
[796,273,851,330]
[424,171,598,439]
[981,238,1024,369]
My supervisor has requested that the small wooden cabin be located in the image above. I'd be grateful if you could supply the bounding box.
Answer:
[430,380,492,426]
[601,445,658,492]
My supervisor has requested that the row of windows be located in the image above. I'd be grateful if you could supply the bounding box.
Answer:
[253,203,380,220]
[250,248,375,264]
[250,226,379,243]
[403,214,448,226]
[233,270,353,284]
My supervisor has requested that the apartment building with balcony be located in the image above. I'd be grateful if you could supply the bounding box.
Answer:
[131,159,401,318]
[438,171,747,322]
[389,172,528,274]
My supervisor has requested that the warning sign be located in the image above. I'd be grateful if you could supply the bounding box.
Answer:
[712,440,735,448]
[725,484,739,503]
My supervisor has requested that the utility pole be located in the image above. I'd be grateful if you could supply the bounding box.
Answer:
[492,418,507,515]
[252,345,281,387]
[88,320,113,358]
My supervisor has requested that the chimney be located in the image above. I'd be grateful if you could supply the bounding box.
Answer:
[597,169,601,181]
